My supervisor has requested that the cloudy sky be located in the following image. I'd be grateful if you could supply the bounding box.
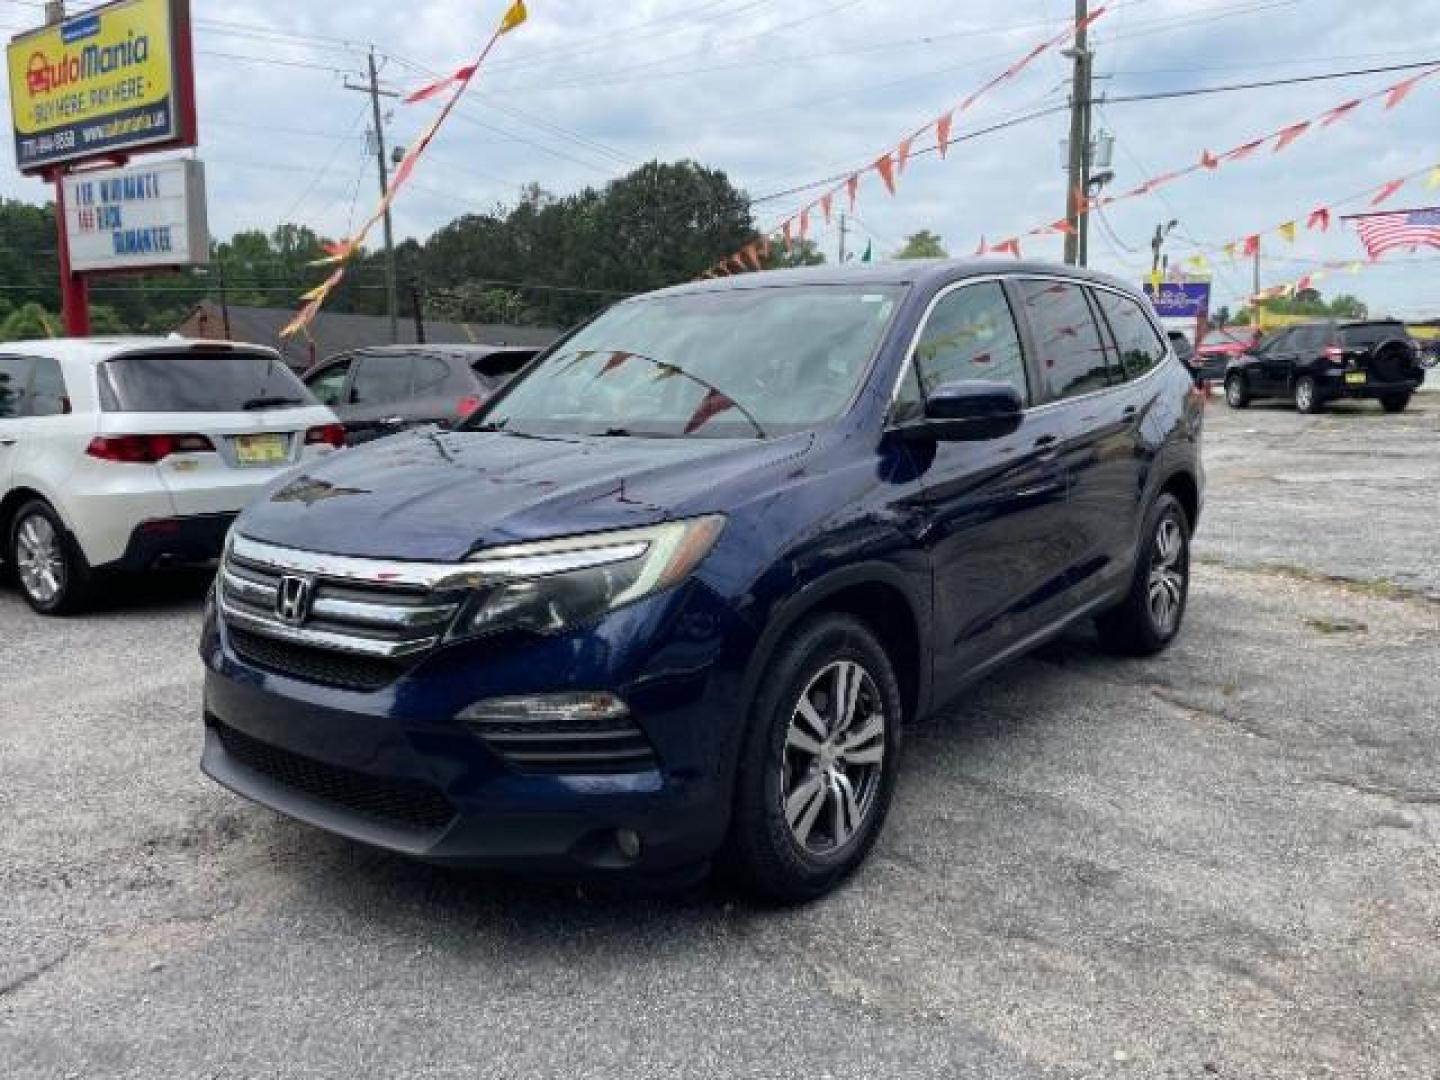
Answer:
[3,0,1438,318]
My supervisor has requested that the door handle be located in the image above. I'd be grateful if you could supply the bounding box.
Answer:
[1032,433,1059,460]
[1121,405,1138,421]
[0,437,16,447]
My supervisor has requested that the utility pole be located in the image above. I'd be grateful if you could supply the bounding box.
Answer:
[346,50,401,344]
[1062,0,1092,266]
[410,280,426,344]
[1251,238,1261,329]
[838,212,849,264]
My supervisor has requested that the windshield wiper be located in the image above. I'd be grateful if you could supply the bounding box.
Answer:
[242,395,303,411]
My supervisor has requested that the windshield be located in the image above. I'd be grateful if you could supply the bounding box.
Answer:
[471,285,905,438]
[101,351,316,413]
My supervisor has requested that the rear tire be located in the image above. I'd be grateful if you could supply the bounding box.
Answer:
[8,500,93,615]
[723,614,902,904]
[1294,375,1323,413]
[1380,393,1411,414]
[1224,373,1250,408]
[1095,493,1191,657]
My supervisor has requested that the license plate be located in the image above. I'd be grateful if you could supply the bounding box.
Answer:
[233,433,288,465]
[1344,372,1367,385]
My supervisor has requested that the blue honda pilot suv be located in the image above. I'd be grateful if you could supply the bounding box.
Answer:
[201,260,1203,901]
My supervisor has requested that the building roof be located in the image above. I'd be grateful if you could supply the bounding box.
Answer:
[176,301,563,370]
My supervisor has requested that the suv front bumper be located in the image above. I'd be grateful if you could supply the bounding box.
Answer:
[199,583,748,876]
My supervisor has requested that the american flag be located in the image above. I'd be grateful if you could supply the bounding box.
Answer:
[1349,207,1440,258]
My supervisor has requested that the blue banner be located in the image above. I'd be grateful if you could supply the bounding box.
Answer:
[1143,282,1211,319]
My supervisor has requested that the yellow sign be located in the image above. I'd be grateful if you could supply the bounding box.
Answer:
[7,0,193,173]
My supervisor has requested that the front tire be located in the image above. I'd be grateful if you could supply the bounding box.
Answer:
[1095,493,1191,657]
[8,500,92,615]
[1224,373,1250,408]
[1380,393,1411,414]
[724,614,902,903]
[1294,375,1323,413]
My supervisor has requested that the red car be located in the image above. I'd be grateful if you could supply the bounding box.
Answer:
[1194,327,1261,381]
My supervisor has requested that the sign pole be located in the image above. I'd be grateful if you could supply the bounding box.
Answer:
[52,171,90,337]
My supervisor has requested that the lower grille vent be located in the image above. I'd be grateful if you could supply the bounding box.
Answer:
[468,714,659,775]
[213,720,454,831]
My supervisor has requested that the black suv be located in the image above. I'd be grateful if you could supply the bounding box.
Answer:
[303,345,539,444]
[1224,320,1425,413]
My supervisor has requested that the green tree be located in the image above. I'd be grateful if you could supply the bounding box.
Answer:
[1,302,58,340]
[895,229,947,259]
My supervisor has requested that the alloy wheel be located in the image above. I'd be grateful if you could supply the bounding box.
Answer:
[15,513,65,605]
[1295,378,1314,412]
[780,659,886,855]
[1147,516,1186,636]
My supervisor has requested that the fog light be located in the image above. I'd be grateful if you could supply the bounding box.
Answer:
[458,692,630,727]
[616,829,642,861]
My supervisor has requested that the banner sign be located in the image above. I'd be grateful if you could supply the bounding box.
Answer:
[1144,281,1211,318]
[7,0,196,174]
[62,158,208,272]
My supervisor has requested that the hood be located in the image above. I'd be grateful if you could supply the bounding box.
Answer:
[236,428,811,561]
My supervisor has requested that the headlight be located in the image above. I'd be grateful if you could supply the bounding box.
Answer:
[452,515,726,639]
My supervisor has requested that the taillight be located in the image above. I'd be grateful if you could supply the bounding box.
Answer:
[86,434,215,463]
[305,423,346,449]
[457,394,484,417]
[1324,346,1344,361]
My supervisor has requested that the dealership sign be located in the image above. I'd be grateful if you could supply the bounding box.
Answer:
[62,158,208,272]
[6,0,196,173]
[1143,281,1212,319]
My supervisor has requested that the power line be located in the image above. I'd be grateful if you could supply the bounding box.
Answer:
[749,58,1440,206]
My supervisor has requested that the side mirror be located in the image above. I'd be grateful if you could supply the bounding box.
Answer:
[901,379,1024,442]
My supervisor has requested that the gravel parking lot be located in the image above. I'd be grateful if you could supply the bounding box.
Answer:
[3,393,1437,1079]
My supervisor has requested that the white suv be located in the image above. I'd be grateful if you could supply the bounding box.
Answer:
[0,338,342,614]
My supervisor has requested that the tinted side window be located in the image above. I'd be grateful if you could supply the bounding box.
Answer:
[28,358,69,416]
[0,356,34,419]
[891,359,926,424]
[912,282,1029,404]
[1095,289,1167,380]
[1341,322,1407,348]
[1291,324,1327,352]
[412,356,458,396]
[350,356,414,405]
[1257,330,1293,355]
[306,359,353,407]
[1015,280,1113,403]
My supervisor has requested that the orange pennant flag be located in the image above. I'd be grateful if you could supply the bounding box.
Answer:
[1200,149,1219,170]
[1223,241,1238,260]
[798,208,811,242]
[846,174,859,212]
[1277,221,1296,243]
[820,191,834,223]
[1307,207,1331,232]
[1320,99,1361,126]
[1048,218,1077,235]
[1242,234,1260,257]
[936,112,954,158]
[404,64,478,105]
[1384,73,1423,109]
[874,153,897,195]
[1226,139,1264,162]
[974,235,987,256]
[782,219,793,251]
[1273,121,1310,152]
[993,238,1021,258]
[1370,178,1405,206]
[896,136,914,174]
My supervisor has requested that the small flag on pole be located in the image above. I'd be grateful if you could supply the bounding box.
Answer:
[498,0,528,34]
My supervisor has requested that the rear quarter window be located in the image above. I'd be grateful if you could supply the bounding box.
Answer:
[100,351,315,413]
[1340,323,1408,348]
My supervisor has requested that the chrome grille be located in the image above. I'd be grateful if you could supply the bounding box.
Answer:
[218,534,469,669]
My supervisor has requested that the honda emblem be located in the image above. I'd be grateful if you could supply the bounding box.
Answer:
[275,575,315,626]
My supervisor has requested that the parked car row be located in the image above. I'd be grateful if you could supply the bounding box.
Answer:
[13,263,1424,900]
